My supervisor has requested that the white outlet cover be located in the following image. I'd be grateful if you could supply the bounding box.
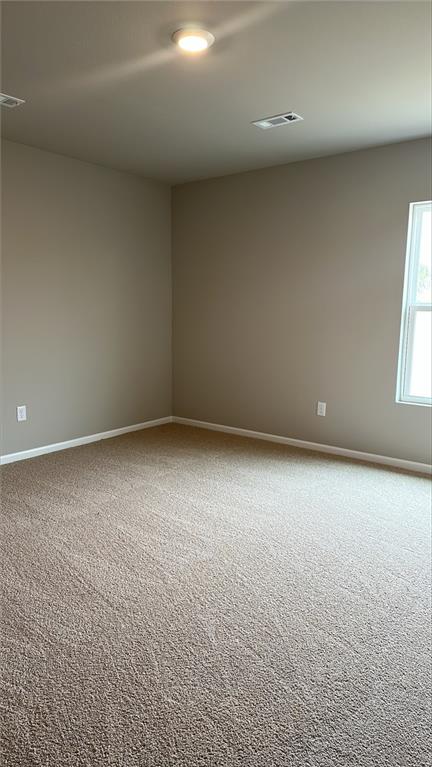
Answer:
[16,405,27,422]
[317,401,327,417]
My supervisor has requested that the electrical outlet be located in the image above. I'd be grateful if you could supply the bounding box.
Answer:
[16,405,27,422]
[317,401,326,417]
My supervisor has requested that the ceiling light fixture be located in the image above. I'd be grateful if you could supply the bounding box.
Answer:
[172,28,215,54]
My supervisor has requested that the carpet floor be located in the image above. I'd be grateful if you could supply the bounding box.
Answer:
[0,424,431,767]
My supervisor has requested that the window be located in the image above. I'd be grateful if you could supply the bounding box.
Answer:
[397,201,432,405]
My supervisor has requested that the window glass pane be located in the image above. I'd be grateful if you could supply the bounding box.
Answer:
[415,209,431,303]
[407,309,432,398]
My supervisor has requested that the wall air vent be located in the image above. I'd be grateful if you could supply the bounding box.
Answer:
[252,112,303,130]
[0,93,25,108]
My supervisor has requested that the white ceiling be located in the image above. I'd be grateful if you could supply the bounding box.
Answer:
[1,1,431,184]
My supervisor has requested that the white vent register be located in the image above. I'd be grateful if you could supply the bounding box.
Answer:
[252,112,303,130]
[0,93,25,108]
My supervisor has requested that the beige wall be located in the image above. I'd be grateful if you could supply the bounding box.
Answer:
[172,138,432,464]
[2,138,431,463]
[1,140,171,455]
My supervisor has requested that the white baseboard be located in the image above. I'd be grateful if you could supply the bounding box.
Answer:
[0,416,173,465]
[173,417,432,476]
[2,414,430,475]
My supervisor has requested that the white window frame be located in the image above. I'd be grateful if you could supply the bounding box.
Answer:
[396,200,432,406]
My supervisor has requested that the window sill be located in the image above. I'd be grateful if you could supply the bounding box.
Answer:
[395,398,432,408]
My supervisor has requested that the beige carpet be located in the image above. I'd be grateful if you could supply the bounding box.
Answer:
[0,424,431,767]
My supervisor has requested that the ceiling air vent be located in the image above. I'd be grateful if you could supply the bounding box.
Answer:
[252,112,303,130]
[0,93,25,108]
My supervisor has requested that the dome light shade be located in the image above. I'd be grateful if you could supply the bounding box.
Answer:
[172,28,215,53]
